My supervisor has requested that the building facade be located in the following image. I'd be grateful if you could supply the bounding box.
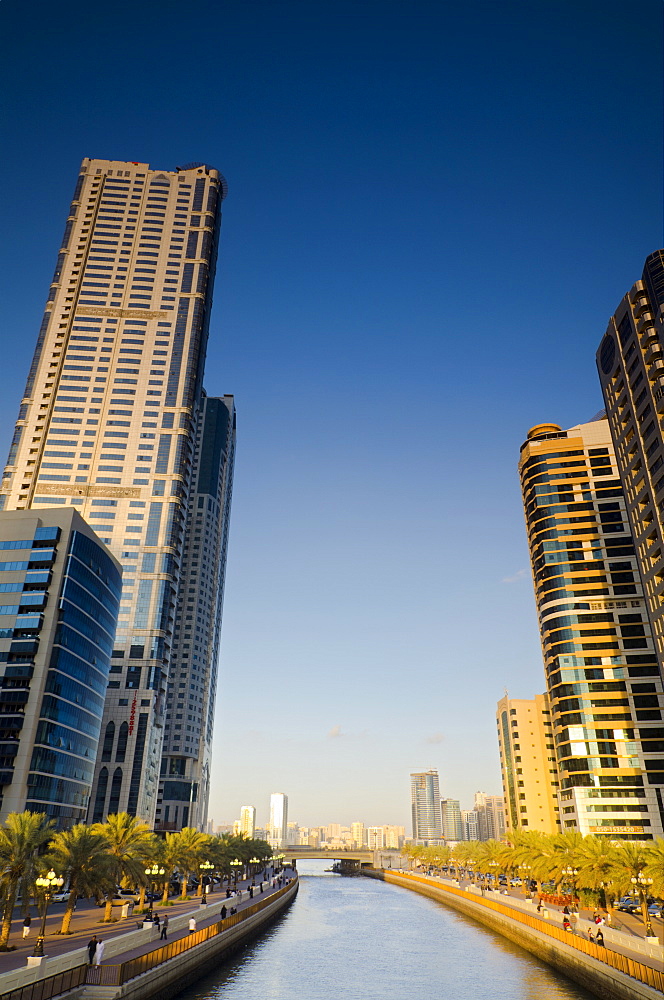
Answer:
[519,417,664,838]
[239,805,256,840]
[350,821,365,847]
[496,694,560,836]
[461,809,479,840]
[440,798,463,841]
[269,792,288,849]
[0,158,231,826]
[0,508,120,826]
[156,393,235,832]
[410,769,443,843]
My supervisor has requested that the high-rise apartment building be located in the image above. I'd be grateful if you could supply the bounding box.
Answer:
[239,805,256,840]
[496,694,560,836]
[440,798,463,841]
[474,793,506,841]
[0,158,232,826]
[0,508,120,826]
[156,393,235,832]
[351,821,365,848]
[366,826,385,850]
[519,417,664,838]
[269,792,288,848]
[461,809,479,840]
[410,769,443,843]
[597,250,664,682]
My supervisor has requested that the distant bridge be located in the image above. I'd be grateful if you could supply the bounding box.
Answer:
[281,847,375,864]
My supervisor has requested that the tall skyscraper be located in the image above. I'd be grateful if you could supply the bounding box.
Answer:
[0,158,232,826]
[410,769,443,843]
[0,508,120,826]
[596,250,664,684]
[519,417,664,838]
[440,798,463,841]
[156,393,235,832]
[269,792,288,849]
[496,693,560,836]
[239,805,256,840]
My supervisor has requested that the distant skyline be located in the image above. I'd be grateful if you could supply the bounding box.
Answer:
[0,0,662,828]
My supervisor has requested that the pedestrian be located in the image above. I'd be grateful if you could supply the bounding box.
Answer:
[536,900,542,913]
[22,915,31,939]
[94,939,105,966]
[562,917,572,932]
[153,913,160,930]
[604,910,612,926]
[587,928,594,943]
[160,916,168,941]
[87,935,98,965]
[230,907,236,916]
[596,929,605,947]
[563,905,570,915]
[188,917,196,934]
[221,905,227,919]
[249,887,253,898]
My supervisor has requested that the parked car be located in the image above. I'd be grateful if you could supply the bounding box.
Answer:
[616,897,640,913]
[51,891,70,903]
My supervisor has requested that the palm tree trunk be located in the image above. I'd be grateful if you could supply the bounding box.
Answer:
[161,883,169,906]
[60,893,76,934]
[104,897,114,922]
[180,874,187,900]
[138,886,146,911]
[0,889,17,949]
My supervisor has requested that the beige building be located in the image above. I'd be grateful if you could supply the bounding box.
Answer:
[239,805,256,839]
[0,158,233,826]
[519,417,664,838]
[496,694,560,836]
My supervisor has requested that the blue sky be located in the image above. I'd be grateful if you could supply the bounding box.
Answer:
[0,0,662,830]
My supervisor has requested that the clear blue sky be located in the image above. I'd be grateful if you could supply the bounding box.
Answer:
[0,0,662,831]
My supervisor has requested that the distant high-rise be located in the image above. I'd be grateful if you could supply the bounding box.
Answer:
[0,157,232,825]
[239,805,256,840]
[269,792,288,849]
[461,809,479,840]
[410,770,443,843]
[472,791,506,841]
[0,509,120,827]
[440,798,463,841]
[350,821,365,848]
[496,693,560,835]
[519,417,664,838]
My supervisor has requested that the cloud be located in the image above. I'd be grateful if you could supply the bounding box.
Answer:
[501,568,528,584]
[328,724,344,739]
[426,732,444,744]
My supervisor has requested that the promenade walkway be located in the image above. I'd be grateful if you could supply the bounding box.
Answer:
[419,873,663,971]
[0,868,282,976]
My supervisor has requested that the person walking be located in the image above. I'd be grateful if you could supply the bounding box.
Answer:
[160,915,168,940]
[87,936,98,965]
[587,928,595,943]
[188,917,196,934]
[595,929,605,947]
[221,905,227,919]
[94,939,105,966]
[22,915,31,939]
[153,913,160,931]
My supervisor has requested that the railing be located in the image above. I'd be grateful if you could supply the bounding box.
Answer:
[388,873,664,994]
[0,965,87,1000]
[85,878,297,988]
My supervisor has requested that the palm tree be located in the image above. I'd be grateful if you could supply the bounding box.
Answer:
[606,841,656,936]
[644,838,664,898]
[91,813,156,921]
[173,827,209,899]
[45,825,115,934]
[0,812,53,949]
[574,835,619,913]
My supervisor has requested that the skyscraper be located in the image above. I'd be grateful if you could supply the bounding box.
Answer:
[519,417,664,839]
[496,693,560,835]
[156,393,235,832]
[0,158,232,826]
[269,792,288,849]
[410,770,442,843]
[239,805,256,840]
[440,798,463,841]
[0,508,120,826]
[596,250,664,684]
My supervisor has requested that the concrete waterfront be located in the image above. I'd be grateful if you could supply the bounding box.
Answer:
[364,869,663,1000]
[0,875,298,1000]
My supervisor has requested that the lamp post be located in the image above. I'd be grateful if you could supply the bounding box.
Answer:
[249,857,261,881]
[487,860,498,890]
[562,866,579,908]
[631,872,655,938]
[230,858,242,887]
[199,860,214,900]
[33,870,64,957]
[521,864,532,898]
[144,864,165,920]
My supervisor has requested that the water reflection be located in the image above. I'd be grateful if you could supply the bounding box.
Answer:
[174,861,598,1000]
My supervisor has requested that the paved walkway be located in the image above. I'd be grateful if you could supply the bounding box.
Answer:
[0,868,284,976]
[429,875,663,971]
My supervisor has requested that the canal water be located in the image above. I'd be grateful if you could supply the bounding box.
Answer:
[175,861,598,1000]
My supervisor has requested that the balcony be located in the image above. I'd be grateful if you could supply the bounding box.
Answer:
[644,342,663,366]
[637,312,654,332]
[640,326,658,349]
[648,359,664,380]
[633,296,650,317]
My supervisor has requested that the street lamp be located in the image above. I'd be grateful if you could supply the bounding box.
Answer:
[144,864,166,920]
[631,872,655,938]
[562,866,579,906]
[230,858,242,887]
[199,860,214,899]
[33,870,64,957]
[520,864,532,898]
[487,860,499,889]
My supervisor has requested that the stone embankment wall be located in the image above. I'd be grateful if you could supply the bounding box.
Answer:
[364,870,661,1000]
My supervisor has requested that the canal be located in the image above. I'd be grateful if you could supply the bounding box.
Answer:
[175,861,599,999]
